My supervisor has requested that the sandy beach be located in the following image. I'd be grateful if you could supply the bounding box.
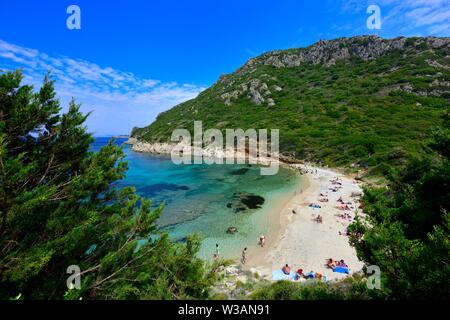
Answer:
[245,164,365,281]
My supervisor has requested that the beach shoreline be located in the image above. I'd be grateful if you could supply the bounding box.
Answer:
[127,139,365,282]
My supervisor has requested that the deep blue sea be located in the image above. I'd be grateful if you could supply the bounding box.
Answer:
[91,137,300,260]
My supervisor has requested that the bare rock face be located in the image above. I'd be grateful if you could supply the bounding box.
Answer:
[426,37,450,48]
[273,85,282,92]
[124,137,137,145]
[249,86,265,105]
[240,35,449,70]
[221,91,239,106]
[257,36,406,68]
[219,77,276,107]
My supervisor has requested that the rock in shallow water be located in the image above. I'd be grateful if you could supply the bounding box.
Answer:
[226,227,238,234]
[138,183,189,196]
[229,168,250,175]
[227,192,265,213]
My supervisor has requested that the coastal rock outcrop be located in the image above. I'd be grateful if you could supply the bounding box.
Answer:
[131,141,279,166]
[226,227,238,234]
[226,192,265,213]
[229,168,250,175]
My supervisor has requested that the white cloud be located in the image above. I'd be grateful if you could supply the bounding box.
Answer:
[0,39,205,135]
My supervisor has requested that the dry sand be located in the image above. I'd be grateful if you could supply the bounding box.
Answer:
[245,164,365,281]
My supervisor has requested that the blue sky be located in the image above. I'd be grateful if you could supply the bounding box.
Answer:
[1,0,449,135]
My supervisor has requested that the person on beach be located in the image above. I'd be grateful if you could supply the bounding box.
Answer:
[338,259,348,267]
[241,247,247,265]
[282,264,291,275]
[327,258,336,269]
[316,272,323,282]
[305,271,315,279]
[295,268,303,280]
[259,234,266,247]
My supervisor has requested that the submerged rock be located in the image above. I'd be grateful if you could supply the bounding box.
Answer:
[227,192,265,213]
[139,183,189,196]
[230,168,250,175]
[226,227,238,234]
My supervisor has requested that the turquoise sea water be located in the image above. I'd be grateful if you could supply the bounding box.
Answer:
[92,137,300,260]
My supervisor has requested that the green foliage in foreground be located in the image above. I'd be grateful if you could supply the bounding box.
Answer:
[347,115,450,300]
[250,274,385,300]
[0,71,222,300]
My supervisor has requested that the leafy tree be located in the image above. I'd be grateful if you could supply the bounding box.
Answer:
[348,112,450,299]
[0,71,221,300]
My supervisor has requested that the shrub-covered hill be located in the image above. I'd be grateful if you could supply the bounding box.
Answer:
[131,35,450,176]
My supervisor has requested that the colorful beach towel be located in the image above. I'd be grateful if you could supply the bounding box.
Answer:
[333,266,350,274]
[272,270,297,281]
[303,272,328,283]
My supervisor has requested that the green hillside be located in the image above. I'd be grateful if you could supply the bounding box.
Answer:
[132,36,450,176]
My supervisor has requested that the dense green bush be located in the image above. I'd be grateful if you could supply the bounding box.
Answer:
[348,116,450,300]
[250,274,385,300]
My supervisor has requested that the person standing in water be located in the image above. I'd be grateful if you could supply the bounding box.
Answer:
[213,243,219,261]
[241,247,247,265]
[259,234,266,247]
